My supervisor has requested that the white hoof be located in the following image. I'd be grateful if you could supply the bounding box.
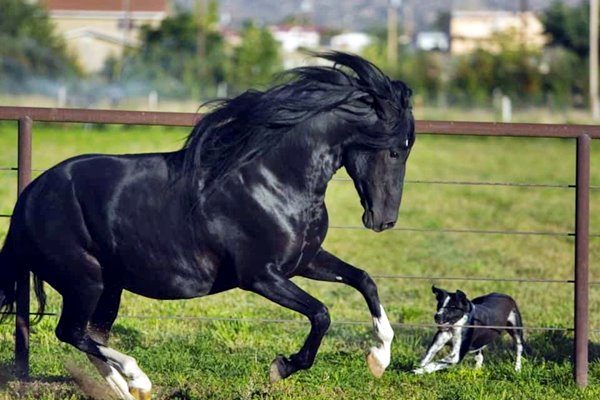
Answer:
[128,375,152,400]
[367,346,389,378]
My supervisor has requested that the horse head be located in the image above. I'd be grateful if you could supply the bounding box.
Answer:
[323,54,415,232]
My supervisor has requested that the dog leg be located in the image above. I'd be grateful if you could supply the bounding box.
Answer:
[440,328,462,365]
[474,350,483,369]
[419,331,452,367]
[412,330,452,374]
[507,309,524,372]
[416,330,465,374]
[514,335,523,371]
[414,359,458,374]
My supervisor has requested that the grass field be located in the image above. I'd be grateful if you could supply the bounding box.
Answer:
[1,121,600,399]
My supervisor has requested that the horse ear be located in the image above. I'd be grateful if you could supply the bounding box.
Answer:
[391,80,413,108]
[373,97,394,120]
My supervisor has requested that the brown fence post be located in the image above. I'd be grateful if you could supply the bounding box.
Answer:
[15,117,32,379]
[575,133,590,387]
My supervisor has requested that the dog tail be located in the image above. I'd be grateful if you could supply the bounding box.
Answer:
[511,304,532,355]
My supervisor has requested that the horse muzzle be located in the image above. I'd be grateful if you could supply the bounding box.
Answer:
[362,209,397,232]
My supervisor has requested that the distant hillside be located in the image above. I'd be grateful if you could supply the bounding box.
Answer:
[210,0,584,31]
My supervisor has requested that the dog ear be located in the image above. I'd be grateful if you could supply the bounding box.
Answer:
[456,290,468,304]
[432,285,446,300]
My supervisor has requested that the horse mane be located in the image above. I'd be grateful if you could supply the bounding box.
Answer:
[182,51,413,193]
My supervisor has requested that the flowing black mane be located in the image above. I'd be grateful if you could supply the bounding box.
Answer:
[182,51,413,192]
[0,52,415,397]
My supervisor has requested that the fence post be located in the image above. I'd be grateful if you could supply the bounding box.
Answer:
[15,117,32,379]
[575,133,590,387]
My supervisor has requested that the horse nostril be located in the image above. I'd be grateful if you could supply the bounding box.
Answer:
[383,221,396,230]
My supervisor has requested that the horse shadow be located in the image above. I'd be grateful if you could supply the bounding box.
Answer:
[0,323,145,399]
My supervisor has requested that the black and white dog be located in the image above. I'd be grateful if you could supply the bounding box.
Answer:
[413,286,525,374]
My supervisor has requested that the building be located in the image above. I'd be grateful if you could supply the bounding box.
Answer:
[39,0,169,73]
[415,31,449,52]
[270,25,321,54]
[450,10,546,54]
[329,32,372,54]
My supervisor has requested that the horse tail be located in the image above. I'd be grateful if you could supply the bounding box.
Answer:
[0,244,17,323]
[0,238,46,324]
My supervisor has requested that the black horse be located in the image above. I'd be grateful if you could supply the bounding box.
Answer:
[0,52,414,400]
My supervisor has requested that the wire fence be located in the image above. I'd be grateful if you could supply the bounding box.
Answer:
[0,311,582,333]
[0,107,597,384]
[0,147,593,302]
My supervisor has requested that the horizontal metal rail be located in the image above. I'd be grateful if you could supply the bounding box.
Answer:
[3,106,600,138]
[0,106,201,126]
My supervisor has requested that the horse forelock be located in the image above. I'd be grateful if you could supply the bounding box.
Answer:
[182,52,413,192]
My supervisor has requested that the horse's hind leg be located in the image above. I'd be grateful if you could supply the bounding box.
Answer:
[89,288,152,399]
[59,289,152,400]
[85,286,139,400]
[297,249,393,378]
[51,256,150,400]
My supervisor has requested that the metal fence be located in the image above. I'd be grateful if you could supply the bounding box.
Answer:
[0,106,599,387]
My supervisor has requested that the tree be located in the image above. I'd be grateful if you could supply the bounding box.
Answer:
[227,21,282,93]
[118,0,228,99]
[541,1,592,106]
[448,30,546,106]
[0,0,78,90]
[542,0,590,59]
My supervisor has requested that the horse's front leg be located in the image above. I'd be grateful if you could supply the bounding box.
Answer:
[242,269,331,382]
[297,249,394,378]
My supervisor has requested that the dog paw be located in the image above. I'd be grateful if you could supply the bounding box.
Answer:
[412,367,425,375]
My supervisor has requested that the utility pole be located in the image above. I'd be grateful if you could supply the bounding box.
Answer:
[519,0,529,48]
[196,0,206,62]
[388,0,401,66]
[590,0,600,120]
[119,0,131,82]
[122,0,131,49]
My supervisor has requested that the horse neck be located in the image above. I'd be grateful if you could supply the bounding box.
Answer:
[255,126,344,198]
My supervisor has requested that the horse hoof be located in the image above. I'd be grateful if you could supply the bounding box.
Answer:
[367,351,386,378]
[269,355,287,383]
[130,387,152,400]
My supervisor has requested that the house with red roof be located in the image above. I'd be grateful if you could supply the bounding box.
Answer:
[39,0,169,73]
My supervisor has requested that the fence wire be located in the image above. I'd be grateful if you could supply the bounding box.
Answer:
[0,151,597,339]
[0,311,581,333]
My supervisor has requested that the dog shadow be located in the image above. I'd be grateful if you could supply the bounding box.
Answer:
[393,328,600,373]
[525,330,600,364]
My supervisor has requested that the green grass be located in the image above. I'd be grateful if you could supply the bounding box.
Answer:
[1,122,600,398]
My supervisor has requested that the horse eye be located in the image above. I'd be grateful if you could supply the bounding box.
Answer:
[390,150,400,159]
